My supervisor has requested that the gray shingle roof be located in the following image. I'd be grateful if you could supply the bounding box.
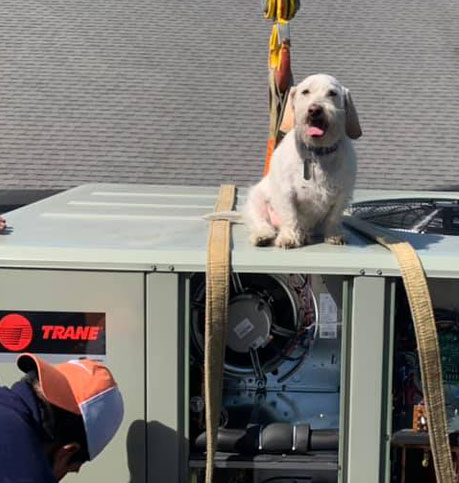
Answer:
[1,0,459,191]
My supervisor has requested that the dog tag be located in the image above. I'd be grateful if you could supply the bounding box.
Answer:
[303,158,312,180]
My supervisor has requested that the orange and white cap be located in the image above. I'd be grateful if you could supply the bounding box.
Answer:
[17,353,124,460]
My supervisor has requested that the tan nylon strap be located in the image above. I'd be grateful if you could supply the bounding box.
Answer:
[205,184,236,483]
[344,216,455,482]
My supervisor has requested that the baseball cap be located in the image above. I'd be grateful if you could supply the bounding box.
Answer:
[17,353,124,460]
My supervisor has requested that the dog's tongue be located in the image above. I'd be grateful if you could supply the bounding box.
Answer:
[307,126,325,137]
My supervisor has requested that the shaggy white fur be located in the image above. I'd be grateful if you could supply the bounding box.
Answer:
[243,74,361,248]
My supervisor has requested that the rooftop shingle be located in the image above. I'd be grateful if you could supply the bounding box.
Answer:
[1,0,458,191]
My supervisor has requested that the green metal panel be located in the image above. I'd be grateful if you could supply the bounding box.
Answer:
[347,276,387,483]
[0,269,145,483]
[1,183,459,276]
[0,183,449,277]
[380,279,396,483]
[182,275,191,481]
[146,272,187,483]
[338,278,352,483]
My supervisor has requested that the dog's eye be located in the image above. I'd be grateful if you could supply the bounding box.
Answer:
[328,90,337,97]
[301,89,310,95]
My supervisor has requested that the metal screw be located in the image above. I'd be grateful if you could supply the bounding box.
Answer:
[376,269,382,276]
[422,450,430,468]
[169,265,175,272]
[151,265,157,272]
[359,269,366,275]
[190,396,204,413]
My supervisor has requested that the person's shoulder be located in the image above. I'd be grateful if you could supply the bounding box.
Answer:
[0,386,57,483]
[0,385,32,429]
[0,386,38,455]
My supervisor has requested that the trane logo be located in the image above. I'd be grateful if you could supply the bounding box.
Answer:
[0,314,34,351]
[41,325,101,341]
[0,311,106,355]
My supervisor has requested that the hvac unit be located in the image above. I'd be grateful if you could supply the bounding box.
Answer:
[0,184,458,483]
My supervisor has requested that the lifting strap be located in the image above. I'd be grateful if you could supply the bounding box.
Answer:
[204,184,236,483]
[263,0,299,22]
[262,0,299,176]
[343,216,455,483]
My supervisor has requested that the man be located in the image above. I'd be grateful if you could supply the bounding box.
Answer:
[0,353,124,482]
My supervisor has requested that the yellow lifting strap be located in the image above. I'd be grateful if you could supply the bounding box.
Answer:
[204,184,237,483]
[266,0,299,72]
[264,0,299,22]
[344,215,456,483]
[263,0,299,175]
[268,23,281,70]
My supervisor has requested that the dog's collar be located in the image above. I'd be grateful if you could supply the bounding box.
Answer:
[294,131,341,157]
[303,142,340,180]
[304,141,340,156]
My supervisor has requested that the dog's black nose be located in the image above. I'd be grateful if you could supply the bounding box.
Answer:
[308,105,323,118]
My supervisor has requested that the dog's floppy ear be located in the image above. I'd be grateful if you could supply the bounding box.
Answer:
[279,86,296,133]
[344,88,362,139]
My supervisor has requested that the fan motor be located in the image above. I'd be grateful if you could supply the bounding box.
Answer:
[190,273,312,376]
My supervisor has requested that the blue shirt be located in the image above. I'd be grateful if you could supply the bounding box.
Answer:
[0,381,57,483]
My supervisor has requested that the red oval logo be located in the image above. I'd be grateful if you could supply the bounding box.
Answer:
[0,314,33,351]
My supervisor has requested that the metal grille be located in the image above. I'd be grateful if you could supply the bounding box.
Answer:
[350,198,459,235]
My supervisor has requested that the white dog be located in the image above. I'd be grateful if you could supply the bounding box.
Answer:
[244,73,362,248]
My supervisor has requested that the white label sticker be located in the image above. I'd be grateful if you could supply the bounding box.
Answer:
[233,318,254,339]
[250,336,266,350]
[319,293,338,323]
[319,323,338,339]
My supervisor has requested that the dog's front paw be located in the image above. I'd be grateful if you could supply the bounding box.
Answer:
[250,226,277,246]
[325,233,345,245]
[275,228,302,249]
